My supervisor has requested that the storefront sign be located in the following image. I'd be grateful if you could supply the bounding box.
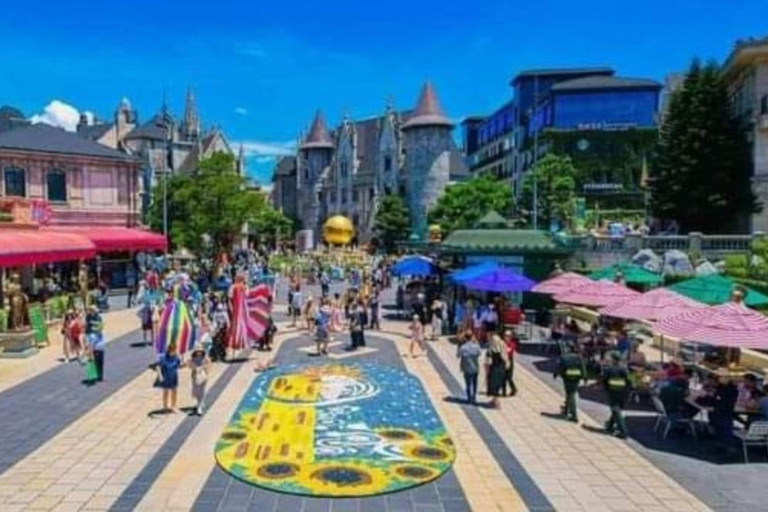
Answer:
[28,305,49,345]
[0,198,52,225]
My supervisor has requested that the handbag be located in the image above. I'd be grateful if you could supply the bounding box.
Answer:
[85,359,99,381]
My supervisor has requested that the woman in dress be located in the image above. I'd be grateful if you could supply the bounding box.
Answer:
[409,314,425,358]
[303,295,316,334]
[486,334,510,408]
[329,292,344,332]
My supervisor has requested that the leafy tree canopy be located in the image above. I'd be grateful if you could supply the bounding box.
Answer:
[373,194,411,253]
[649,59,759,233]
[427,174,514,234]
[520,153,578,230]
[148,151,276,255]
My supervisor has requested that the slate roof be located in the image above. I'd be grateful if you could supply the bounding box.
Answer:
[77,123,113,141]
[441,229,568,254]
[176,130,221,173]
[402,82,453,129]
[512,67,614,85]
[301,111,333,149]
[124,114,171,141]
[273,156,297,178]
[0,123,136,161]
[551,75,662,92]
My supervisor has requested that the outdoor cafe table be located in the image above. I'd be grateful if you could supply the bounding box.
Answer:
[684,390,764,427]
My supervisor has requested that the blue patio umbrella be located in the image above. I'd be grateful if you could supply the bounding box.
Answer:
[462,267,536,293]
[449,261,500,282]
[391,255,436,277]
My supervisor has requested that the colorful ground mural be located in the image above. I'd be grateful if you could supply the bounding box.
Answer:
[215,362,456,497]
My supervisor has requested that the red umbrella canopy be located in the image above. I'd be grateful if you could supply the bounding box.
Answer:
[655,302,768,349]
[600,288,705,323]
[532,272,591,296]
[555,280,641,308]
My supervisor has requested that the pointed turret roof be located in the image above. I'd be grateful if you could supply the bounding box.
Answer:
[402,82,453,130]
[300,110,334,149]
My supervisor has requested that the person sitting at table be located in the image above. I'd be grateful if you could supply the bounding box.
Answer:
[663,360,684,380]
[628,343,647,371]
[616,330,632,358]
[699,370,739,446]
[738,374,760,406]
[660,376,693,420]
[758,384,768,420]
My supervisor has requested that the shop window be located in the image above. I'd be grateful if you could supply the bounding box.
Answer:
[4,167,26,197]
[47,169,67,202]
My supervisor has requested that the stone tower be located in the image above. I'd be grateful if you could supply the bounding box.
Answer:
[298,110,334,235]
[401,82,454,239]
[181,87,200,141]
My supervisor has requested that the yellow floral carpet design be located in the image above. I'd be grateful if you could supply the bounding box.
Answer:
[215,362,456,497]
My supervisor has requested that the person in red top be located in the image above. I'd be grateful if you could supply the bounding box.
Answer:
[502,329,518,396]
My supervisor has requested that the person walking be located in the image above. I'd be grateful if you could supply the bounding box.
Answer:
[315,300,332,355]
[486,334,509,408]
[502,330,518,396]
[290,285,303,327]
[457,331,482,404]
[554,343,583,422]
[348,301,365,350]
[156,344,183,413]
[303,295,316,334]
[430,297,445,340]
[126,264,138,308]
[85,305,106,382]
[189,347,211,415]
[409,314,425,358]
[62,309,83,363]
[369,290,381,330]
[602,351,630,438]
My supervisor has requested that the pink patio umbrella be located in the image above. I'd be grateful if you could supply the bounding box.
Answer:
[655,302,768,350]
[532,272,591,296]
[600,288,705,323]
[555,280,641,309]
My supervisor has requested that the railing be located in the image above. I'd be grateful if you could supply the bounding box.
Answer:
[571,232,761,256]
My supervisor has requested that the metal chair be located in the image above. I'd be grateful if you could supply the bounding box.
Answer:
[652,395,697,440]
[734,421,768,462]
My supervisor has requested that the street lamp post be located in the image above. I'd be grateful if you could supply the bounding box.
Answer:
[532,73,540,231]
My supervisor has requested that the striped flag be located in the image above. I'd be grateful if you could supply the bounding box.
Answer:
[247,284,272,341]
[228,283,249,350]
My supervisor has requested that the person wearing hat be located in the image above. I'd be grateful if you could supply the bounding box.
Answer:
[85,305,106,382]
[602,351,630,438]
[189,346,211,415]
[554,343,584,422]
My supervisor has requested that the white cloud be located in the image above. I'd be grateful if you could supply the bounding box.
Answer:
[234,140,295,157]
[29,100,94,132]
[234,107,248,116]
[256,156,276,164]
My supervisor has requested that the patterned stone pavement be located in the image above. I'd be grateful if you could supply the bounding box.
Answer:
[0,283,761,511]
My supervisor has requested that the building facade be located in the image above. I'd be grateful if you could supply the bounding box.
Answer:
[0,123,141,226]
[277,82,467,244]
[463,68,661,206]
[723,36,768,232]
[76,89,241,219]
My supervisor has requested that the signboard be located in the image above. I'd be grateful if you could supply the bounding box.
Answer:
[0,198,52,225]
[28,305,49,345]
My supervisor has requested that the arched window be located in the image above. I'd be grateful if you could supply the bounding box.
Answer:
[3,167,26,197]
[46,169,67,202]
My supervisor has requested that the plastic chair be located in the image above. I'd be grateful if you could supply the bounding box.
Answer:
[734,421,768,462]
[652,395,697,440]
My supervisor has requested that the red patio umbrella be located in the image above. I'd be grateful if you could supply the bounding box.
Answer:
[555,279,641,308]
[655,302,768,350]
[600,288,705,323]
[532,272,591,296]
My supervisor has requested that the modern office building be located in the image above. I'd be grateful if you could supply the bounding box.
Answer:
[464,67,661,206]
[723,36,768,232]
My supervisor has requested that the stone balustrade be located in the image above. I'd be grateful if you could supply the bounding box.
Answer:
[570,231,763,259]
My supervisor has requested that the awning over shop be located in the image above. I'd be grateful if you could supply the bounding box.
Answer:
[0,230,96,267]
[47,226,167,252]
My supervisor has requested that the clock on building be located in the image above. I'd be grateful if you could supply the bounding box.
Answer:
[577,138,590,152]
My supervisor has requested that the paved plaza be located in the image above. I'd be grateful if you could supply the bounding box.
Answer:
[0,283,764,511]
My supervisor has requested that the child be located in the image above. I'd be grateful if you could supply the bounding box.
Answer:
[61,309,83,363]
[409,314,425,358]
[156,344,183,413]
[139,302,155,347]
[260,316,277,351]
[189,347,211,415]
[85,305,106,382]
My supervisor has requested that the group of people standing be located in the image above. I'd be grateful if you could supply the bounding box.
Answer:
[456,329,519,408]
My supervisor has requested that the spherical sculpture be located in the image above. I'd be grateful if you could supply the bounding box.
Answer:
[323,215,355,246]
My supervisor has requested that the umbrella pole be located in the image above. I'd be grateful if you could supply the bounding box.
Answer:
[660,335,664,365]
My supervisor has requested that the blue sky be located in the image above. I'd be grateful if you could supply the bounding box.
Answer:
[1,0,765,184]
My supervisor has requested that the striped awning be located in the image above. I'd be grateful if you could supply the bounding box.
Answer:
[655,302,768,349]
[0,229,96,267]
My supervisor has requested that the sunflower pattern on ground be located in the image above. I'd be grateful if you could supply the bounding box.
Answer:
[214,362,456,497]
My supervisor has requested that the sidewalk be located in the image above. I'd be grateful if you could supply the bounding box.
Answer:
[0,307,141,395]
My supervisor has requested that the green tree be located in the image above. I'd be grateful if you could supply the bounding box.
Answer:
[520,153,577,229]
[148,152,264,254]
[427,174,514,234]
[373,194,411,253]
[250,202,294,248]
[650,59,759,233]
